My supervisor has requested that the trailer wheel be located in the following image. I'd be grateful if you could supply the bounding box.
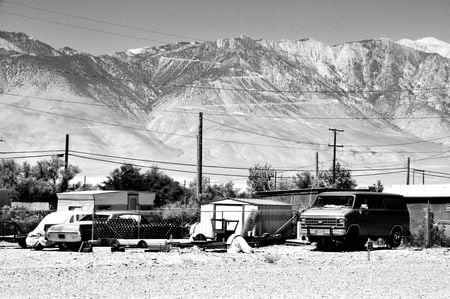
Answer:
[192,233,207,241]
[137,240,148,248]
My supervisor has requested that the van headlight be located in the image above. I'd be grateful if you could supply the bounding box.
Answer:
[300,218,306,225]
[336,218,346,227]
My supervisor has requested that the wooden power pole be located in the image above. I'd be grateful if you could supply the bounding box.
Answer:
[328,128,344,185]
[406,157,410,185]
[197,112,203,202]
[65,134,69,170]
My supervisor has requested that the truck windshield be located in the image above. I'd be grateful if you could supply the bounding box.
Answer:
[312,195,354,208]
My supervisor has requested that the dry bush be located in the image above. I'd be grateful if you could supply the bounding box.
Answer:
[409,212,450,247]
[263,253,280,264]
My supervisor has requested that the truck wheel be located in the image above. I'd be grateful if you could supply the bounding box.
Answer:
[17,238,27,248]
[388,228,402,248]
[316,238,331,251]
[34,243,44,251]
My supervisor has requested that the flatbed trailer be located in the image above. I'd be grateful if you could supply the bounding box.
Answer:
[0,221,27,248]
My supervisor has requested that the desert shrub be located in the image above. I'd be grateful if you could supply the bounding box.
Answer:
[263,253,280,264]
[409,212,450,247]
[0,207,51,233]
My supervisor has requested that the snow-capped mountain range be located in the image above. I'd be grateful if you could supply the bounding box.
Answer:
[0,31,449,187]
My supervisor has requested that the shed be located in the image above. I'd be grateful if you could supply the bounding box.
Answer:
[56,190,155,212]
[384,184,450,235]
[196,198,293,240]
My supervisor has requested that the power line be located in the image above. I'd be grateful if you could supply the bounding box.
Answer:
[3,0,205,42]
[2,99,448,154]
[7,92,450,125]
[412,168,450,177]
[352,170,406,177]
[153,108,450,120]
[0,150,63,154]
[420,172,450,179]
[32,65,450,95]
[206,117,450,148]
[0,102,196,139]
[71,150,329,172]
[205,117,327,146]
[347,135,450,148]
[0,154,59,160]
[70,153,249,178]
[1,92,113,108]
[0,11,170,44]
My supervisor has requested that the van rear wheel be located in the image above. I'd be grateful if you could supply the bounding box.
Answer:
[388,228,402,248]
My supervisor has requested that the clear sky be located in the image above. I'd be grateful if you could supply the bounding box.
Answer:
[0,0,449,55]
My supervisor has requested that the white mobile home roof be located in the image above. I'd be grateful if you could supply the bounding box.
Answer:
[56,190,121,200]
[206,198,291,206]
[384,184,450,197]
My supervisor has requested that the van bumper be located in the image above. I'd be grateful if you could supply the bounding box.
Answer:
[301,227,347,237]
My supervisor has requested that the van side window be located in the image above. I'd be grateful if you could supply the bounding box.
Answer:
[367,196,385,209]
[384,196,405,210]
[354,196,367,208]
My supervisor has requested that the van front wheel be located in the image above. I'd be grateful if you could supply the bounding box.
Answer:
[387,228,402,248]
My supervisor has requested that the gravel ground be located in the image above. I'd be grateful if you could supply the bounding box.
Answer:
[0,241,449,298]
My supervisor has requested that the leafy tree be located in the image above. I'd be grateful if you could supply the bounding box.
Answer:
[58,165,81,192]
[373,180,384,192]
[318,162,356,189]
[0,156,80,205]
[102,164,144,190]
[0,159,21,201]
[292,171,314,189]
[247,163,276,192]
[15,177,55,203]
[203,180,238,202]
[0,159,20,190]
[142,167,184,206]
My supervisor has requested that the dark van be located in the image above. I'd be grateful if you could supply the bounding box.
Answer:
[299,191,410,249]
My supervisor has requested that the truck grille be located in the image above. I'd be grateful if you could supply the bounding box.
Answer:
[304,218,338,228]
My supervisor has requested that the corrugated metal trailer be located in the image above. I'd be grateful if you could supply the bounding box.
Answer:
[196,198,294,241]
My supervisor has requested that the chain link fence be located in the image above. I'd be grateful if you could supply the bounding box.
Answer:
[82,208,201,242]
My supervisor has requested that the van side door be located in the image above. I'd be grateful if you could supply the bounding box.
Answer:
[366,195,390,237]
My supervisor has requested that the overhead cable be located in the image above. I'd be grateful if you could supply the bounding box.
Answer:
[2,0,205,41]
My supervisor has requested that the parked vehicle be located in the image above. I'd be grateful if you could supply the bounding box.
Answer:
[25,211,85,250]
[299,191,410,249]
[47,211,182,250]
[0,221,27,248]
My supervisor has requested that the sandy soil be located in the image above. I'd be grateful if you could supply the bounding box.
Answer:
[0,241,449,298]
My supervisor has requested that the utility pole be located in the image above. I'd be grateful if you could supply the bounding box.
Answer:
[274,170,277,191]
[196,112,203,202]
[65,134,69,170]
[315,152,319,178]
[406,157,410,185]
[328,128,344,185]
[422,170,425,185]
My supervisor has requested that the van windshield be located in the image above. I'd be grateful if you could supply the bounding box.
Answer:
[312,195,354,208]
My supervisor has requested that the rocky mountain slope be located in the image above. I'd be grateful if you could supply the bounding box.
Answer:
[0,31,449,186]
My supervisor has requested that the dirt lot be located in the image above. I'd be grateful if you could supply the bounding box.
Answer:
[0,241,449,299]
